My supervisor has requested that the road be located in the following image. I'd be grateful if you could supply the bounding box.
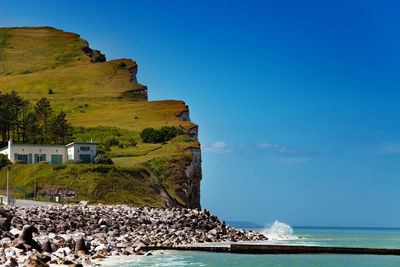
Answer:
[0,195,55,207]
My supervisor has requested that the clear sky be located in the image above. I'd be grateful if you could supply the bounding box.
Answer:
[1,0,399,227]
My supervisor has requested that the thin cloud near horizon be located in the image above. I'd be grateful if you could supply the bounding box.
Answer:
[203,141,314,163]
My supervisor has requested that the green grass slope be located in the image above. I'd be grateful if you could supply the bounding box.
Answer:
[0,27,90,74]
[0,164,166,207]
[0,27,201,208]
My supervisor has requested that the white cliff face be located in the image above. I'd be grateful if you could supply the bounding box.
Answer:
[185,148,202,209]
[177,108,198,140]
[184,147,202,209]
[120,64,148,101]
[129,66,138,84]
[187,126,199,140]
[174,106,203,208]
[185,148,202,171]
[178,110,191,122]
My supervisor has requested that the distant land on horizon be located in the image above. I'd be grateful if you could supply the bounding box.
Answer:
[226,221,264,229]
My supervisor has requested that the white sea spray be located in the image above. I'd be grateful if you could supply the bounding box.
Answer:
[261,220,299,240]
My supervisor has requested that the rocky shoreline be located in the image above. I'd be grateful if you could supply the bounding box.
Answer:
[0,204,267,266]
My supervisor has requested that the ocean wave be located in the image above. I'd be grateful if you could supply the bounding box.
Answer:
[260,220,300,241]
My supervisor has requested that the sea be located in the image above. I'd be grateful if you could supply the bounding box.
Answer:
[95,221,400,266]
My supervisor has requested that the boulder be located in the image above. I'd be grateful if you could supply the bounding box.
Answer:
[41,239,52,253]
[12,225,42,252]
[75,237,88,253]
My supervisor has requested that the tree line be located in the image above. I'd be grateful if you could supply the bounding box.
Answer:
[0,91,73,146]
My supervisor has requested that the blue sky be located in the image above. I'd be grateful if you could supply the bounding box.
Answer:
[1,0,400,227]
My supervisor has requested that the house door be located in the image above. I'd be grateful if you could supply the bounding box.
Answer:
[51,154,63,164]
[79,154,91,163]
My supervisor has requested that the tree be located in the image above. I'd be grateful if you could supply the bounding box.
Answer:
[93,154,113,165]
[22,112,43,144]
[0,154,10,169]
[0,91,27,144]
[140,128,160,143]
[140,127,182,143]
[34,97,53,143]
[49,111,73,144]
[159,126,182,141]
[8,91,24,141]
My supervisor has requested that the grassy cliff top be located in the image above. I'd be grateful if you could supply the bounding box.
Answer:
[0,26,197,131]
[0,27,145,102]
[0,27,92,74]
[0,27,200,207]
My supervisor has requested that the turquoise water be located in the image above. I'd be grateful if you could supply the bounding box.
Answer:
[99,227,400,266]
[287,227,400,249]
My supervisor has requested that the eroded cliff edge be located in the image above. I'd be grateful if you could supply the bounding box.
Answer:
[0,26,202,209]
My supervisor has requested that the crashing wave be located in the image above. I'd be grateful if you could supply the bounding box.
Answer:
[261,220,299,240]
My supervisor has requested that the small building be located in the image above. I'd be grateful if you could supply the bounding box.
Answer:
[0,140,99,164]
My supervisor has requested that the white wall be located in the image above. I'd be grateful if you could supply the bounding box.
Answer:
[8,145,67,164]
[0,142,98,164]
[67,144,97,163]
[0,147,10,161]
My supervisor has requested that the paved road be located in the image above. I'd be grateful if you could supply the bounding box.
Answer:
[0,195,55,207]
[13,199,55,207]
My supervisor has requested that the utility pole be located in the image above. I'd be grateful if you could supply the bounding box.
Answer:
[34,164,37,201]
[6,166,10,205]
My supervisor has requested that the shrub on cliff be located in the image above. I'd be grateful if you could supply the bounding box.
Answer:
[140,128,160,143]
[140,127,182,143]
[117,62,127,69]
[66,159,83,164]
[159,126,182,141]
[0,154,10,168]
[94,154,114,165]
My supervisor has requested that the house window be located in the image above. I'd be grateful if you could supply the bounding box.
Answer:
[36,154,46,163]
[17,154,28,163]
[80,146,90,151]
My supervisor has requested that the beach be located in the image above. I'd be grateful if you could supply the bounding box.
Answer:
[0,204,266,266]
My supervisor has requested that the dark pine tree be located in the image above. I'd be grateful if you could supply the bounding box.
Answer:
[34,97,53,144]
[50,111,73,144]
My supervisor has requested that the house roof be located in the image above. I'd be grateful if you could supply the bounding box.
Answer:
[66,142,100,147]
[0,142,100,150]
[12,144,65,147]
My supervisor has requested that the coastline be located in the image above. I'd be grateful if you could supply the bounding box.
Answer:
[0,204,266,266]
[1,204,399,266]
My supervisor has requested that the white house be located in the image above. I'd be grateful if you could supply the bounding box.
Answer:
[0,140,99,164]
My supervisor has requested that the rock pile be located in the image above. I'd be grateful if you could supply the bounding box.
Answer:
[0,204,267,266]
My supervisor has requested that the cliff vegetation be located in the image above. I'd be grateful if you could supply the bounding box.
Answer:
[0,27,202,208]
